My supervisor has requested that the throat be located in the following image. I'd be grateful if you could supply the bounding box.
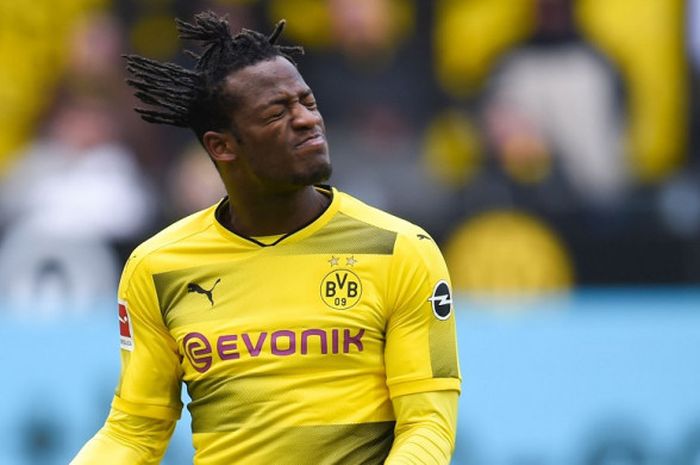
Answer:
[219,186,331,237]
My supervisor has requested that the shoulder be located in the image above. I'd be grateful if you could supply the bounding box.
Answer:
[337,191,427,237]
[336,190,438,253]
[121,202,220,283]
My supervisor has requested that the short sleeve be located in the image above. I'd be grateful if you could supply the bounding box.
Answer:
[384,231,461,399]
[111,252,183,421]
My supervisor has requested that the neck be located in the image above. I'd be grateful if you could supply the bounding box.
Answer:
[222,185,330,237]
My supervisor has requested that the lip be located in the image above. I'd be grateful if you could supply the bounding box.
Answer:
[295,133,325,149]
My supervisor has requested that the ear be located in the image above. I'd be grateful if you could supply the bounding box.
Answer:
[203,130,238,163]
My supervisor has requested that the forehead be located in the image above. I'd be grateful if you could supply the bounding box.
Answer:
[224,57,310,110]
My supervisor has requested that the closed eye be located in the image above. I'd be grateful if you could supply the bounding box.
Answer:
[265,109,285,122]
[302,94,317,109]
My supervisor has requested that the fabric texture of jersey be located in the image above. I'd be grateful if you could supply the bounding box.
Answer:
[112,187,461,465]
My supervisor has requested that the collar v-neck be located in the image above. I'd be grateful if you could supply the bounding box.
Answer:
[212,186,340,248]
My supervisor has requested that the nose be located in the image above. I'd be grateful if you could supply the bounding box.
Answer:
[290,102,322,129]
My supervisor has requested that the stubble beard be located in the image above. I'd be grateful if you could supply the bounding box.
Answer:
[290,158,333,187]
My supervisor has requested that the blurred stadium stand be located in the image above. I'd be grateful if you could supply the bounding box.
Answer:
[1,0,699,463]
[0,0,697,286]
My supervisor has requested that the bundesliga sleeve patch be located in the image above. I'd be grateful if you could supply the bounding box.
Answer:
[428,280,453,320]
[118,300,135,351]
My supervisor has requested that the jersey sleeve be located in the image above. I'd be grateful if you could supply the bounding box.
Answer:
[384,230,461,399]
[112,251,183,421]
[70,408,175,465]
[385,390,459,464]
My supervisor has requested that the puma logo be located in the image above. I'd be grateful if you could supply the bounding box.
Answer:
[187,278,221,306]
[417,234,432,241]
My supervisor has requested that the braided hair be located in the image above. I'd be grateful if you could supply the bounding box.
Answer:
[124,11,304,141]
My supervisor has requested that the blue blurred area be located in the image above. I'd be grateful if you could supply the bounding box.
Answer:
[2,290,700,465]
[454,290,700,464]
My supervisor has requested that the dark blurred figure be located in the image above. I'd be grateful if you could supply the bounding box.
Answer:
[164,142,226,222]
[0,46,156,319]
[296,0,455,232]
[0,88,154,317]
[0,89,153,242]
[0,12,157,317]
[482,0,627,209]
[0,11,155,243]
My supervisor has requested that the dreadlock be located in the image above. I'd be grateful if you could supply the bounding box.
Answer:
[124,11,304,140]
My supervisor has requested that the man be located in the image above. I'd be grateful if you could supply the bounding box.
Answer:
[71,11,460,464]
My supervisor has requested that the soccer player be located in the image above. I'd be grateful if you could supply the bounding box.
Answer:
[71,11,460,465]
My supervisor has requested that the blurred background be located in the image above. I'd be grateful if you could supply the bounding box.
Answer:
[1,0,699,464]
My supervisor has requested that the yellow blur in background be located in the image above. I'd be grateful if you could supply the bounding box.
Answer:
[433,0,687,184]
[0,0,106,173]
[0,0,696,296]
[445,210,573,294]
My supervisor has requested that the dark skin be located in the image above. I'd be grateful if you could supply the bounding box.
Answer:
[202,56,332,237]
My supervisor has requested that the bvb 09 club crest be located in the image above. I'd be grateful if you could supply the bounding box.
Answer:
[320,269,362,310]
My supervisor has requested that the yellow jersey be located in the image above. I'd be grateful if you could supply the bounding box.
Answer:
[113,186,460,464]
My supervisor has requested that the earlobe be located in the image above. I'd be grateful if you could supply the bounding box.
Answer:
[203,131,237,163]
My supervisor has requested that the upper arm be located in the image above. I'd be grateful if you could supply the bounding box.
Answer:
[384,231,461,399]
[113,252,183,421]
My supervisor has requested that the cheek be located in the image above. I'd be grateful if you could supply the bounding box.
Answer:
[246,136,289,174]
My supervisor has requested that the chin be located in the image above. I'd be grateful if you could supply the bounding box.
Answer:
[291,160,333,187]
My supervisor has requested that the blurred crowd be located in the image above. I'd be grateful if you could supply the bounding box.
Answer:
[0,0,697,313]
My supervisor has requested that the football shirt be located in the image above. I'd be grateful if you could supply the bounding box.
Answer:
[113,187,460,464]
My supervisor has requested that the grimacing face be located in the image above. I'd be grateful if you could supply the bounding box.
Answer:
[223,56,332,192]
